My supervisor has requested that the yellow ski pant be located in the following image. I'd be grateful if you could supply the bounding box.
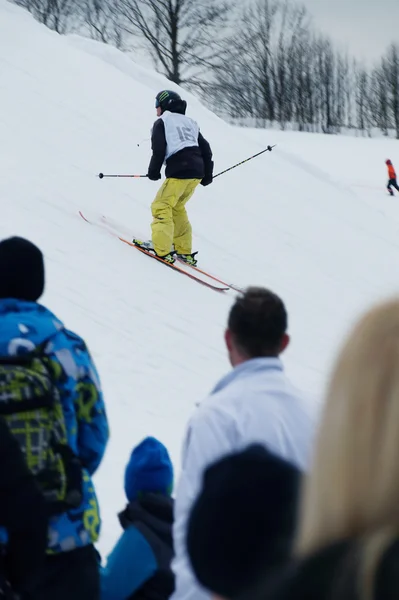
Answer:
[151,178,201,257]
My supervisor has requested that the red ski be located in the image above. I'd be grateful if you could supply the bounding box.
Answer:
[81,212,243,293]
[79,211,229,293]
[175,257,243,293]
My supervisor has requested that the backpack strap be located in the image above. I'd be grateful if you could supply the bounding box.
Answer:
[40,443,83,516]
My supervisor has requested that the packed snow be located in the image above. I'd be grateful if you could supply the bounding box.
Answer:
[2,0,399,554]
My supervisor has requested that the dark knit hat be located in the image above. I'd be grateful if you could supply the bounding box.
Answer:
[124,437,174,502]
[0,237,45,302]
[187,444,301,599]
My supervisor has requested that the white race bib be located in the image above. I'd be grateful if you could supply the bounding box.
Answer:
[161,112,200,160]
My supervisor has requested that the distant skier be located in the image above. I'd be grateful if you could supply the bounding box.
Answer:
[133,90,214,265]
[386,159,399,196]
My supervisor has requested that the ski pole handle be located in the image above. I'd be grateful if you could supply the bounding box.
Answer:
[98,173,148,179]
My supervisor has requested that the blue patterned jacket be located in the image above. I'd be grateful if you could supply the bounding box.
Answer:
[0,298,109,553]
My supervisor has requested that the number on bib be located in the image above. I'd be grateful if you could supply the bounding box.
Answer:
[177,126,197,143]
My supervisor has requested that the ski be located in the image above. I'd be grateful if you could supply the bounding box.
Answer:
[79,211,229,293]
[118,238,230,293]
[87,212,243,294]
[175,258,244,293]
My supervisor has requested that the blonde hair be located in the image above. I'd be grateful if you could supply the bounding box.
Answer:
[296,298,399,598]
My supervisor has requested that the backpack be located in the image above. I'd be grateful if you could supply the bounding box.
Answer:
[0,347,83,516]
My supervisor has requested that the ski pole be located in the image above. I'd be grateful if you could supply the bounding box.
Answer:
[98,144,275,180]
[98,173,148,179]
[214,145,276,179]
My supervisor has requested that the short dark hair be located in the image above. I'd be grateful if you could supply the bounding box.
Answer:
[227,287,288,358]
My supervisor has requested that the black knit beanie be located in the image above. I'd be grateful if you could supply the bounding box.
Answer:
[0,237,45,301]
[186,444,301,600]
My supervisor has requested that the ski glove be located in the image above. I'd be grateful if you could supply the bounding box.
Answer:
[201,159,214,187]
[201,175,213,187]
[147,171,161,181]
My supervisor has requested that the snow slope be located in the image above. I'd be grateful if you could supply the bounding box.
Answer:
[2,0,399,554]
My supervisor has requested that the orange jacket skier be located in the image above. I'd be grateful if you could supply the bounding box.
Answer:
[386,159,399,195]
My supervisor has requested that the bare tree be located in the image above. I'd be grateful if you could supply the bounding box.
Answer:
[344,57,357,130]
[379,44,399,138]
[289,34,311,130]
[335,54,349,128]
[79,0,126,48]
[208,0,314,128]
[114,0,233,86]
[355,66,373,136]
[371,66,391,135]
[270,0,311,128]
[14,0,79,33]
[314,36,338,133]
[203,0,276,122]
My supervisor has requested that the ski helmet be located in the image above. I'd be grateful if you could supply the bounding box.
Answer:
[155,90,182,112]
[386,159,392,165]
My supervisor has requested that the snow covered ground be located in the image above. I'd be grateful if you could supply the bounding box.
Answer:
[2,0,399,555]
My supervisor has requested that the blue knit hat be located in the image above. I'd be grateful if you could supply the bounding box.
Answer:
[124,437,174,502]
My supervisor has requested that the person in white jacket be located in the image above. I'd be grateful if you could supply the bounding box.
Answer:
[171,287,316,600]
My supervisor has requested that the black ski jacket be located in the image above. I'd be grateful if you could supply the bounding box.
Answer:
[119,493,175,600]
[147,104,213,183]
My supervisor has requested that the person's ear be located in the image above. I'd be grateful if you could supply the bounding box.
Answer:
[225,329,233,353]
[280,333,290,353]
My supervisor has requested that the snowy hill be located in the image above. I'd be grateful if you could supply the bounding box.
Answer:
[3,0,399,554]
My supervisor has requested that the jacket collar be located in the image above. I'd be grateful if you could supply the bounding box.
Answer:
[211,357,283,395]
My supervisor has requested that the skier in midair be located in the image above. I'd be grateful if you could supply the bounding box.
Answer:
[386,159,399,196]
[133,90,214,265]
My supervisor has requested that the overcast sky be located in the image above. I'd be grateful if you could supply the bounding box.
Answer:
[296,0,399,63]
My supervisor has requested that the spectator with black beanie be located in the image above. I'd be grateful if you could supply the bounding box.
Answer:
[0,236,109,600]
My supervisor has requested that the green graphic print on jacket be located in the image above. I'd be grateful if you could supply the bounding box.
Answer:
[0,299,109,554]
